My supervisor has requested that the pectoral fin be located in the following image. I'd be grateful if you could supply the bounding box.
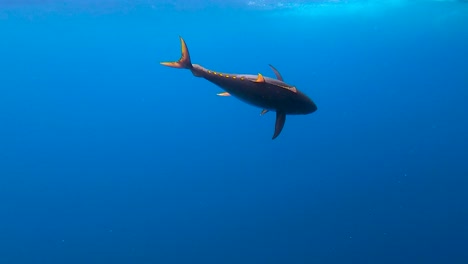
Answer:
[272,112,286,140]
[217,92,231,96]
[268,64,284,81]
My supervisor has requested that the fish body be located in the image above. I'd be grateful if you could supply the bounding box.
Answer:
[161,37,317,139]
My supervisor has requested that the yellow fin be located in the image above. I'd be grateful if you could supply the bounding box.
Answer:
[217,92,231,96]
[252,73,265,83]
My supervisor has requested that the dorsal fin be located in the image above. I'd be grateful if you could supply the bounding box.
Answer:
[272,112,286,139]
[252,73,265,83]
[268,64,283,81]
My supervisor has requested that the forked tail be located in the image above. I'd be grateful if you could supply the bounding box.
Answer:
[160,36,193,69]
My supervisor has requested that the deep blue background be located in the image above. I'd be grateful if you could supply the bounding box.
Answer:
[0,1,467,263]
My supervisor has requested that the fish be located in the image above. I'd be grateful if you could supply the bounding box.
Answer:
[160,36,317,139]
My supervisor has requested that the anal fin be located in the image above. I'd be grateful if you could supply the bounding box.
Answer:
[217,92,231,96]
[272,112,286,140]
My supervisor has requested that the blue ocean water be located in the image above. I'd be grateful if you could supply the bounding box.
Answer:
[0,0,467,263]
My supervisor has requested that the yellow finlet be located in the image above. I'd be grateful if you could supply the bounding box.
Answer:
[260,109,269,115]
[217,92,231,96]
[253,73,265,83]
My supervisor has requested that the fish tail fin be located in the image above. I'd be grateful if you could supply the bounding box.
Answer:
[160,36,193,69]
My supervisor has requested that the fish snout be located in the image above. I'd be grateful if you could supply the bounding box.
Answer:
[298,95,317,114]
[306,100,318,114]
